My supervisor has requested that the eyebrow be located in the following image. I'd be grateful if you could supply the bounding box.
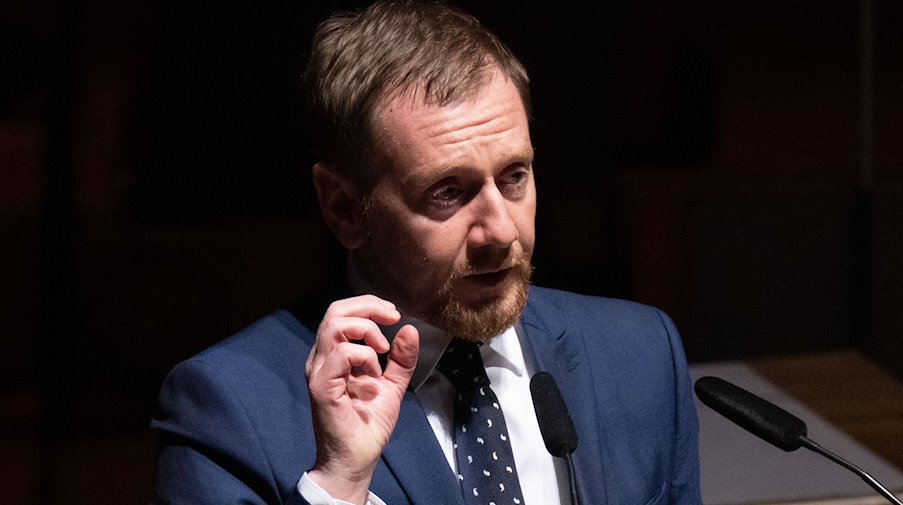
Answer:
[506,148,536,167]
[401,147,536,186]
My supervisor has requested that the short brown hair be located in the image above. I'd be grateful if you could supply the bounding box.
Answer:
[303,1,531,189]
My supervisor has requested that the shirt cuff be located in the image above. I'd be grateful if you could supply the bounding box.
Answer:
[297,472,387,505]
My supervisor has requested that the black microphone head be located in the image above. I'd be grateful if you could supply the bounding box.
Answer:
[530,371,578,457]
[694,376,807,452]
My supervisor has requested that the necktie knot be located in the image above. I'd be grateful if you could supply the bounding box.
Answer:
[437,340,490,392]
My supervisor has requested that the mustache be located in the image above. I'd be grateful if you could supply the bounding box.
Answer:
[450,248,532,279]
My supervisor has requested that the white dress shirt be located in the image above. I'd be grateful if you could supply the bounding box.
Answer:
[299,314,570,505]
[415,321,570,505]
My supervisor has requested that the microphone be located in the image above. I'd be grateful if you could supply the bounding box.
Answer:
[695,376,903,505]
[530,371,580,505]
[531,371,578,456]
[694,375,807,451]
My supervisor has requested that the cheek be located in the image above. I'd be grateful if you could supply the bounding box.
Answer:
[409,219,470,268]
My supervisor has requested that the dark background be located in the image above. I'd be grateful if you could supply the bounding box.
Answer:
[2,0,902,502]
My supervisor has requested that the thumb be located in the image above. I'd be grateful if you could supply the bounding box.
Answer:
[382,324,419,388]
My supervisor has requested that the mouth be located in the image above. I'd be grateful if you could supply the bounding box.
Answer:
[461,267,514,288]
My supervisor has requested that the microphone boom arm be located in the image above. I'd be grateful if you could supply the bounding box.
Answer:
[799,436,903,505]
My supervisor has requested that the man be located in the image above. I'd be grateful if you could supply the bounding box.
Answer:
[152,2,701,504]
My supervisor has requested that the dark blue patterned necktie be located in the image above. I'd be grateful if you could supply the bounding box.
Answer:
[437,340,526,505]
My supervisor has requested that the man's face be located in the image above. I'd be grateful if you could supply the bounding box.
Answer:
[353,70,536,342]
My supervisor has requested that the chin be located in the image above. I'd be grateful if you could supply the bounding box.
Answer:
[435,273,531,342]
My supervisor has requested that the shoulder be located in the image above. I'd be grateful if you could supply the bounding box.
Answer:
[194,310,314,371]
[152,310,319,500]
[523,286,684,372]
[158,311,314,432]
[525,286,676,336]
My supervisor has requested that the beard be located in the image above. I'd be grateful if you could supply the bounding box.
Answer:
[355,193,535,342]
[429,254,533,343]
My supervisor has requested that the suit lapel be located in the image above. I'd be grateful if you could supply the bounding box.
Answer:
[379,392,466,505]
[520,294,608,504]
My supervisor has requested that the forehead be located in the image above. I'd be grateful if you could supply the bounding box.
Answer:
[371,73,532,182]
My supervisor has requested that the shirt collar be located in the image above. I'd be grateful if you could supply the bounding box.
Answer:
[382,315,450,391]
[483,324,527,379]
[383,317,525,392]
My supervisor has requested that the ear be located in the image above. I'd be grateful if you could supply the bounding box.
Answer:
[312,162,367,250]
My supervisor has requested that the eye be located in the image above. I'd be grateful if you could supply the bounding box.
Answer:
[427,181,465,209]
[498,166,530,198]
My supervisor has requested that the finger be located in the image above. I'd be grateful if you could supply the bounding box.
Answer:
[382,324,419,388]
[309,319,387,379]
[318,316,392,351]
[314,295,401,357]
[323,295,401,326]
[315,341,383,386]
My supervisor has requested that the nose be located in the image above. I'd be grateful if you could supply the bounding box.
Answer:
[467,185,519,248]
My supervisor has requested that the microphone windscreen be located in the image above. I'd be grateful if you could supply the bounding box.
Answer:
[530,371,578,457]
[694,376,807,451]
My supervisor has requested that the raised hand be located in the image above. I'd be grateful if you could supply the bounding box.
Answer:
[305,295,420,503]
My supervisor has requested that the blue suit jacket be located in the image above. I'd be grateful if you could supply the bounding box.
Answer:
[152,287,701,504]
